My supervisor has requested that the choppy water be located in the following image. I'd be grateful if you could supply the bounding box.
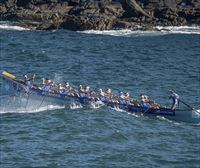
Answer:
[0,24,200,167]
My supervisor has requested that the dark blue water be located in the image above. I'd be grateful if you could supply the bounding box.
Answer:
[0,28,200,167]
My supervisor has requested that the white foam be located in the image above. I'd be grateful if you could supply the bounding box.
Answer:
[127,112,140,118]
[0,104,65,114]
[156,116,183,125]
[192,109,200,118]
[111,106,126,112]
[69,102,83,109]
[90,101,104,109]
[80,26,200,37]
[156,26,200,34]
[0,24,30,31]
[80,29,162,37]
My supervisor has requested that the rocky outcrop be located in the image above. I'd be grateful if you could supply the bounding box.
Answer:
[0,0,199,31]
[126,0,152,18]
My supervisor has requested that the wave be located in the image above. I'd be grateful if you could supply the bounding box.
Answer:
[80,29,162,37]
[156,116,183,125]
[80,26,200,37]
[0,104,65,114]
[156,26,200,34]
[0,94,65,113]
[0,22,30,31]
[69,102,83,109]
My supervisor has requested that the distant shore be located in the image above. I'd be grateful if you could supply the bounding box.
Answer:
[0,0,199,31]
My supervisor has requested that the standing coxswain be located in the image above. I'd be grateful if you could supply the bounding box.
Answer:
[169,90,180,110]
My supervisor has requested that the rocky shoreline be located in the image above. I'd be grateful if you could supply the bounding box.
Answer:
[0,0,199,31]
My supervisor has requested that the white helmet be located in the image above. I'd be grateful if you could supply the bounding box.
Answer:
[126,92,129,97]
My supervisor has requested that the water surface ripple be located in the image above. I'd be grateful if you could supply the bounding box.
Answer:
[0,29,200,167]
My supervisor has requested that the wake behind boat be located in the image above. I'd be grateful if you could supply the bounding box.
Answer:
[1,71,199,123]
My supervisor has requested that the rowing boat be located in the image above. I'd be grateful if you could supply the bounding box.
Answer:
[1,71,199,123]
[0,70,176,115]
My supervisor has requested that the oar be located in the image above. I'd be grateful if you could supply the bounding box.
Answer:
[179,99,194,110]
[2,71,16,79]
[37,94,46,110]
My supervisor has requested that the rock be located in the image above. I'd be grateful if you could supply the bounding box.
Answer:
[70,1,124,18]
[126,0,152,18]
[16,0,31,7]
[0,4,7,14]
[0,0,199,31]
[61,14,114,31]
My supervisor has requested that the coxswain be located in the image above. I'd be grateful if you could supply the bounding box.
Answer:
[169,90,179,110]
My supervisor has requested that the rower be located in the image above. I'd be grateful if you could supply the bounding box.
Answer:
[124,92,130,99]
[47,79,54,86]
[63,82,71,90]
[105,88,113,98]
[56,83,69,94]
[41,78,46,86]
[99,88,105,96]
[139,95,159,108]
[78,85,85,93]
[140,95,151,107]
[24,74,28,83]
[85,86,90,92]
[119,92,131,105]
[40,79,52,92]
[23,74,36,89]
[58,83,64,89]
[78,85,91,98]
[119,92,125,99]
[98,88,109,102]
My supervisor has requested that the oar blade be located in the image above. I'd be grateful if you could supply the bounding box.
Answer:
[2,71,16,79]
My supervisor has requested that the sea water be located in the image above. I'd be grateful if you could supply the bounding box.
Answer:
[0,23,200,167]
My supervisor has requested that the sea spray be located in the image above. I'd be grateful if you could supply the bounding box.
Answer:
[80,26,200,37]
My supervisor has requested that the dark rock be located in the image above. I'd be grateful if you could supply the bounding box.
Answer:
[61,14,114,31]
[16,0,31,7]
[0,0,199,31]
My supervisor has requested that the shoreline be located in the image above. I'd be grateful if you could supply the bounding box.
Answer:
[0,0,199,32]
[1,21,200,35]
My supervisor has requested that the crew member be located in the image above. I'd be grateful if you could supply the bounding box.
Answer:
[169,90,179,110]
